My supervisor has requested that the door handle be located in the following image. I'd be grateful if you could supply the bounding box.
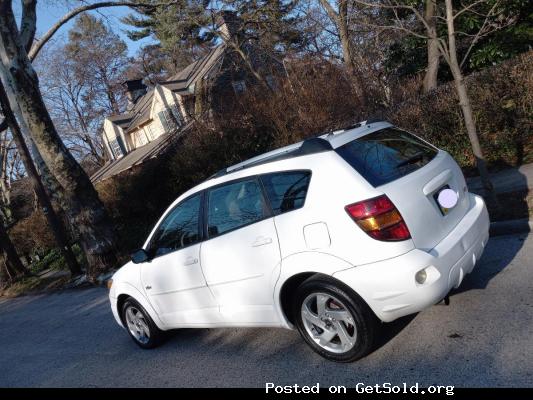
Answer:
[251,236,272,247]
[184,257,198,266]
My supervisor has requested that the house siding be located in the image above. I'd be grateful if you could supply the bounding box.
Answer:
[102,84,187,160]
[100,39,283,163]
[103,119,128,159]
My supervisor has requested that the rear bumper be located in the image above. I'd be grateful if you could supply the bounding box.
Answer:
[333,193,489,322]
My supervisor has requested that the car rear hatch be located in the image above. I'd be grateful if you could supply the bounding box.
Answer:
[335,127,470,251]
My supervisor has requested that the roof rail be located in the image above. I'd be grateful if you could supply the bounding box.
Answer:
[209,137,333,180]
[208,119,389,180]
[322,119,385,137]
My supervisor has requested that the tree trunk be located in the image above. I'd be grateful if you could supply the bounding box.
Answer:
[336,0,365,103]
[1,32,76,231]
[0,82,82,276]
[0,167,12,224]
[443,0,497,206]
[423,0,439,93]
[338,1,355,73]
[0,5,118,280]
[99,67,120,114]
[0,218,28,280]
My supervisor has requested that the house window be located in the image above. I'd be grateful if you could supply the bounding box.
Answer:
[158,103,183,133]
[146,125,156,141]
[109,139,123,159]
[232,80,246,94]
[135,130,148,147]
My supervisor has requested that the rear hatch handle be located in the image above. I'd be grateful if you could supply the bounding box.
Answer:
[423,169,453,195]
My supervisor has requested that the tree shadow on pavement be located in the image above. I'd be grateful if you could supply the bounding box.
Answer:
[468,161,531,223]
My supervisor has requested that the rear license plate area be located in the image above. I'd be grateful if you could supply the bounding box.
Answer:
[433,184,451,216]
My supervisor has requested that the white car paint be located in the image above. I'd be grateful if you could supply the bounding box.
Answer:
[110,121,489,334]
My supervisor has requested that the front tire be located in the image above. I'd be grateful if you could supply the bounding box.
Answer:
[293,276,377,362]
[121,298,163,349]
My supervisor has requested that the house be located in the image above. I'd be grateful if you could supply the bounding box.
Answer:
[91,12,283,183]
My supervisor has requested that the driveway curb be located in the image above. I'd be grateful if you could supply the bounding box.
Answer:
[490,219,532,237]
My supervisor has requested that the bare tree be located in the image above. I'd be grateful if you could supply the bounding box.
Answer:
[423,0,439,92]
[354,0,516,204]
[0,0,120,278]
[0,0,181,280]
[315,0,366,100]
[0,126,16,223]
[27,1,172,62]
[38,47,106,166]
[0,219,28,283]
[0,82,82,276]
[37,14,130,168]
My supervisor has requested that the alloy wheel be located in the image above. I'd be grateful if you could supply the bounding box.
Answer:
[125,305,151,345]
[300,292,357,353]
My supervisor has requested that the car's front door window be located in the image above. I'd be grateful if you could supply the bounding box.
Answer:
[149,194,201,257]
[207,179,268,237]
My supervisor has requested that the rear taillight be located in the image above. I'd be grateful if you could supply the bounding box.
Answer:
[345,195,411,241]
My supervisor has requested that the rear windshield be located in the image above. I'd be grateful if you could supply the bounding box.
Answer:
[335,128,438,187]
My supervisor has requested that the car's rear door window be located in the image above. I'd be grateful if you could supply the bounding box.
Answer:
[335,128,438,187]
[260,171,311,215]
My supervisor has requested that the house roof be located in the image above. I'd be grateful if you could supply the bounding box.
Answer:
[92,120,195,183]
[125,89,155,133]
[107,44,226,135]
[107,113,133,128]
[162,44,226,93]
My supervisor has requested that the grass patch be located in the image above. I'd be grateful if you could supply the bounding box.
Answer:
[0,272,71,298]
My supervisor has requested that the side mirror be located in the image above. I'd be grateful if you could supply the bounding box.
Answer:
[131,249,150,264]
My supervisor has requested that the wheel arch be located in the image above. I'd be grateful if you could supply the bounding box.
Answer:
[279,272,318,326]
[274,251,362,328]
[113,282,167,331]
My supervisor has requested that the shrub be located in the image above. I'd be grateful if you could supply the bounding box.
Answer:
[389,51,532,174]
[8,210,55,257]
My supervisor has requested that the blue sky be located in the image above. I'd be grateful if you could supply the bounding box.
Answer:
[13,1,155,56]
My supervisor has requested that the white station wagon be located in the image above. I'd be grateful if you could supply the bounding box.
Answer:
[108,121,489,362]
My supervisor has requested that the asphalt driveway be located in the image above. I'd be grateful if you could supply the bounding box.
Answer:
[1,233,532,388]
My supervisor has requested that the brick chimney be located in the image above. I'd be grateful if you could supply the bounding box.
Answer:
[123,79,147,110]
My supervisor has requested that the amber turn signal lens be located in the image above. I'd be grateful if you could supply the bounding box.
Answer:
[355,210,403,231]
[107,279,113,290]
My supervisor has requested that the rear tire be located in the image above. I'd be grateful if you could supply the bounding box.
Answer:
[293,276,377,362]
[121,298,163,349]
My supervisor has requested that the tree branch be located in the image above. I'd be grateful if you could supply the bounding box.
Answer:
[28,0,176,61]
[20,0,37,53]
[459,0,509,68]
[454,0,488,20]
[318,0,339,24]
[355,20,429,40]
[353,0,433,38]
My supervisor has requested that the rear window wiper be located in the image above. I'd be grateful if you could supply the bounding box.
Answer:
[396,151,425,168]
